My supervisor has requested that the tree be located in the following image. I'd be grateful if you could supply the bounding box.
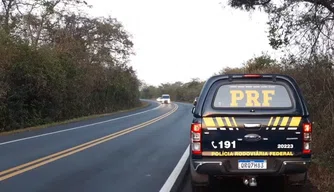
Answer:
[0,0,140,131]
[139,79,205,103]
[0,0,16,34]
[227,0,334,56]
[219,53,281,74]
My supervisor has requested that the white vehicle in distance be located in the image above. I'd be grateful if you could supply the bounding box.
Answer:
[156,97,162,102]
[160,94,171,104]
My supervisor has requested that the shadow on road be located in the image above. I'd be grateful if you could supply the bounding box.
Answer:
[179,174,320,192]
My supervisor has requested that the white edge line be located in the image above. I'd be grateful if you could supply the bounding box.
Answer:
[159,145,189,192]
[0,103,162,146]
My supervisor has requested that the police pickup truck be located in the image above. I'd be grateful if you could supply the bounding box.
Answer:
[190,74,311,191]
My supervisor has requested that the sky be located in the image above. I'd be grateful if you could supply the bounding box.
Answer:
[84,0,282,86]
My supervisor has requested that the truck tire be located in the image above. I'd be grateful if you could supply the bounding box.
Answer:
[284,172,307,192]
[190,159,210,192]
[287,172,308,185]
[191,183,209,192]
[190,159,209,185]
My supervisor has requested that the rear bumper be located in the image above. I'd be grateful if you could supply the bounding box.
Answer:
[191,157,311,176]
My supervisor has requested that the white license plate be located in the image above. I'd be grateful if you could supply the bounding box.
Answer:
[238,160,267,169]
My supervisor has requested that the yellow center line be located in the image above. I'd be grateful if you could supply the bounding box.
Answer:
[0,104,178,181]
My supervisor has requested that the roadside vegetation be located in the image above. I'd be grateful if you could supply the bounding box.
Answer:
[141,0,334,190]
[0,0,141,132]
[140,79,205,103]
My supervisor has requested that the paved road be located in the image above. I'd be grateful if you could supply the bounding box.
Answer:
[0,100,193,192]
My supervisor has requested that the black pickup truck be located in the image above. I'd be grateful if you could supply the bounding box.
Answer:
[190,74,311,191]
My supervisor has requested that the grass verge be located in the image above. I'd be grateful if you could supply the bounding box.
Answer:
[0,101,150,136]
[309,161,334,192]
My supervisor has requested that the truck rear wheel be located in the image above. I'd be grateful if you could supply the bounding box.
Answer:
[190,161,210,191]
[190,159,209,185]
[191,183,209,192]
[287,172,308,185]
[283,172,307,192]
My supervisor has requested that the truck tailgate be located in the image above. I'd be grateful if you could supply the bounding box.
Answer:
[201,116,303,157]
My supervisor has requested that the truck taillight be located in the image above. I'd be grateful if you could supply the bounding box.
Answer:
[303,123,312,132]
[191,123,202,155]
[303,142,311,154]
[303,123,312,154]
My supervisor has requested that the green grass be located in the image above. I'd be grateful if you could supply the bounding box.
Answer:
[0,101,150,136]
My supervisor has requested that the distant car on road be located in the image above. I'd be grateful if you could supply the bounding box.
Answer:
[156,97,162,102]
[190,74,312,191]
[160,94,171,104]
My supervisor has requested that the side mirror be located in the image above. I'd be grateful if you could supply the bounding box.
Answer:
[193,97,198,106]
[191,107,195,114]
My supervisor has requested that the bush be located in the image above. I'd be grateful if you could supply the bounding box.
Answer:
[0,13,141,132]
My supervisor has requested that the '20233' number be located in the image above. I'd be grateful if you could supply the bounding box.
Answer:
[211,140,236,149]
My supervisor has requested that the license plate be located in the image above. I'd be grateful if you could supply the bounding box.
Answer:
[238,160,267,169]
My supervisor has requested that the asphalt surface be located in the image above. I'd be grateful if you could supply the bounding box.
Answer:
[0,100,193,192]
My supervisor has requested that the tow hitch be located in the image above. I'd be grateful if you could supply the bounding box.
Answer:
[243,176,257,187]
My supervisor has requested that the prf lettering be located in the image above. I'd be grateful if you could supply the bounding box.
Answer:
[230,90,275,107]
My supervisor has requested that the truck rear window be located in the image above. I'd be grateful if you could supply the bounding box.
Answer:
[213,84,292,108]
